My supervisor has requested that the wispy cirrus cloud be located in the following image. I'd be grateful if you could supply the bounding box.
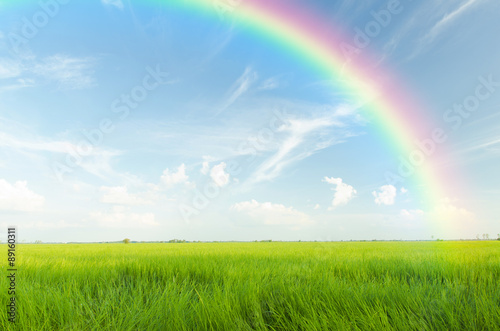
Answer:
[422,0,481,44]
[32,54,96,89]
[216,66,258,115]
[0,131,77,154]
[0,127,122,181]
[0,54,96,91]
[248,114,342,184]
[0,57,23,79]
[380,1,487,62]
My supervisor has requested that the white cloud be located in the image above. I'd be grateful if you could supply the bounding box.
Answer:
[258,77,280,91]
[210,162,230,187]
[161,164,190,187]
[231,199,313,226]
[251,115,339,183]
[0,130,90,155]
[422,0,481,44]
[201,161,210,175]
[373,185,397,206]
[100,186,154,205]
[323,177,356,209]
[200,27,235,65]
[0,58,22,79]
[401,187,408,194]
[400,199,477,239]
[0,78,36,92]
[454,136,500,156]
[90,206,158,228]
[0,179,44,211]
[0,127,126,181]
[314,204,320,210]
[101,0,124,10]
[33,54,96,89]
[72,150,122,180]
[23,220,83,229]
[0,54,96,91]
[217,66,258,115]
[434,198,476,219]
[400,209,424,218]
[433,200,477,239]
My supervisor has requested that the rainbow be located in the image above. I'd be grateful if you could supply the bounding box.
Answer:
[152,0,454,227]
[11,0,459,233]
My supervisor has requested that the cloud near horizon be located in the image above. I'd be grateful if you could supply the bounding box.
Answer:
[231,199,313,227]
[0,179,44,211]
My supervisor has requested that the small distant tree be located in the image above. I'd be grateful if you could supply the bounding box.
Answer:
[123,238,131,244]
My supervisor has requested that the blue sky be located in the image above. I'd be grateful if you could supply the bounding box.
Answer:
[0,0,499,242]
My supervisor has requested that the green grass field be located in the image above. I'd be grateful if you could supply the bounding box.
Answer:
[1,241,499,330]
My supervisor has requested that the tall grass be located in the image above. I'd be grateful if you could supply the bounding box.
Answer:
[1,241,499,330]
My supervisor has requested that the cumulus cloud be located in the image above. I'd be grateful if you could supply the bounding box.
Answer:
[323,177,356,209]
[231,199,313,226]
[434,198,476,220]
[201,161,210,175]
[400,198,477,239]
[161,164,190,187]
[210,162,230,187]
[436,201,477,239]
[373,185,397,206]
[0,179,44,211]
[100,186,154,205]
[400,209,424,218]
